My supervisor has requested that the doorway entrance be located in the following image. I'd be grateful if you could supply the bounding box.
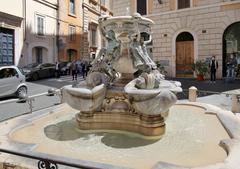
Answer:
[176,32,194,77]
[67,49,77,62]
[0,27,14,65]
[223,22,240,78]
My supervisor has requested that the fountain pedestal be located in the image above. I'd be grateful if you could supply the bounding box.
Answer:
[62,14,182,137]
[75,87,166,137]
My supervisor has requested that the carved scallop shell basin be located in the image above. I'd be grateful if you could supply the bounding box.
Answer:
[5,102,240,169]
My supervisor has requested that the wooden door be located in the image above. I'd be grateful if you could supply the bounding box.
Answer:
[176,41,194,77]
[0,28,14,65]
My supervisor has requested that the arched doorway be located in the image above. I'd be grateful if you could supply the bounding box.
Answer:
[176,32,194,77]
[223,22,240,77]
[32,46,48,64]
[67,49,77,62]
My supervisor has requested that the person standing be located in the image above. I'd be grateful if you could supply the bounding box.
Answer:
[81,62,86,79]
[226,53,238,80]
[55,62,60,78]
[71,62,77,81]
[86,62,91,77]
[209,55,218,83]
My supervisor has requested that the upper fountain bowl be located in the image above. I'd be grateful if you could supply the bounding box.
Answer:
[98,13,155,74]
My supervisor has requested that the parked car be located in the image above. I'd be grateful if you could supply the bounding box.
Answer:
[0,65,27,98]
[22,63,56,81]
[59,62,71,75]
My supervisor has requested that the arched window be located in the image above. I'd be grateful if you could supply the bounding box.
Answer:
[176,32,194,42]
[178,0,190,9]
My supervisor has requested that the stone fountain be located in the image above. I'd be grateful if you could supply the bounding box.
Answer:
[1,14,240,169]
[62,13,182,137]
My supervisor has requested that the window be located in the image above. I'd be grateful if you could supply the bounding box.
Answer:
[178,0,191,9]
[101,0,105,6]
[36,47,43,64]
[69,0,75,15]
[91,29,97,46]
[0,68,17,79]
[89,23,97,47]
[69,25,76,42]
[36,15,44,36]
[137,0,147,15]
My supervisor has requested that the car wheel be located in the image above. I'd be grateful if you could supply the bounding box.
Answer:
[16,86,27,98]
[32,73,39,81]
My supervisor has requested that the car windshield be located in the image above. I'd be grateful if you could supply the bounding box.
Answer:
[24,63,39,68]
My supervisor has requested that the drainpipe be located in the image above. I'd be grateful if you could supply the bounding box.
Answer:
[23,0,26,41]
[56,0,60,62]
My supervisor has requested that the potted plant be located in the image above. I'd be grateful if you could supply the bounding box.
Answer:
[192,60,209,81]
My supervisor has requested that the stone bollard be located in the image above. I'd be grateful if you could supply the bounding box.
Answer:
[189,86,198,102]
[231,94,240,113]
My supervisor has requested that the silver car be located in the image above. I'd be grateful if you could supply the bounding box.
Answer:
[0,66,27,98]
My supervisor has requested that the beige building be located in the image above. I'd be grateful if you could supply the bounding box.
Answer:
[21,0,58,66]
[58,0,83,62]
[81,0,113,61]
[112,0,240,78]
[0,0,23,66]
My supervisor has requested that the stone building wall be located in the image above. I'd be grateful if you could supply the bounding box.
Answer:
[58,0,83,62]
[22,0,58,65]
[112,0,131,16]
[193,0,223,7]
[111,0,240,78]
[81,0,113,61]
[0,0,23,66]
[149,1,240,77]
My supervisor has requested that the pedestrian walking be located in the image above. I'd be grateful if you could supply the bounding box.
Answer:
[71,62,77,81]
[209,55,218,83]
[81,62,86,79]
[55,62,60,78]
[86,62,91,77]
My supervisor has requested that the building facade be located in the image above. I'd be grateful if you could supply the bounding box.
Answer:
[112,0,240,78]
[0,0,23,66]
[21,0,58,66]
[58,0,83,62]
[0,0,113,66]
[81,0,113,61]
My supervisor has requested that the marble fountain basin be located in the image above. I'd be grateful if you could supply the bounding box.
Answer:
[124,79,182,116]
[62,83,106,112]
[1,102,240,169]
